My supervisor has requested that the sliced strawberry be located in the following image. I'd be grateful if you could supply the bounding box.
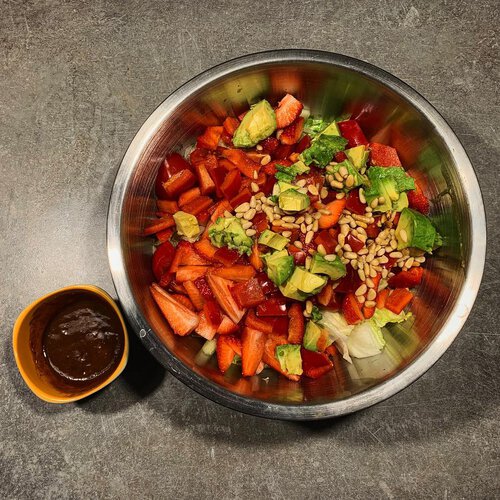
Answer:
[259,136,280,153]
[176,266,209,283]
[194,311,217,340]
[182,196,213,216]
[363,306,375,319]
[245,309,274,334]
[183,280,205,310]
[220,169,242,200]
[318,199,347,229]
[162,169,197,198]
[194,239,218,261]
[156,227,174,244]
[193,276,214,300]
[275,94,304,129]
[301,348,333,379]
[197,126,223,151]
[150,283,199,335]
[273,316,290,337]
[211,265,256,282]
[152,241,175,281]
[203,299,222,331]
[171,294,195,311]
[288,303,305,344]
[279,117,304,145]
[241,327,266,377]
[385,288,413,314]
[231,277,265,308]
[376,288,390,309]
[206,274,246,324]
[408,182,430,215]
[217,315,239,335]
[178,187,201,207]
[216,335,238,373]
[388,267,424,289]
[179,243,210,266]
[369,143,402,167]
[342,293,364,325]
[272,143,294,160]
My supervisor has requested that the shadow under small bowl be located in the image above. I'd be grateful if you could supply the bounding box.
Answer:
[107,50,486,420]
[13,285,129,403]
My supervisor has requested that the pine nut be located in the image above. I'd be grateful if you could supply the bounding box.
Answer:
[370,268,377,278]
[336,192,346,199]
[351,259,359,270]
[355,284,367,296]
[338,233,346,247]
[324,254,336,261]
[313,212,322,219]
[344,251,357,260]
[282,216,295,223]
[245,229,256,236]
[305,231,314,244]
[390,239,398,250]
[300,223,307,233]
[305,256,312,269]
[389,251,403,258]
[378,196,386,204]
[282,230,292,238]
[282,222,296,229]
[366,253,374,263]
[244,209,256,220]
[296,179,307,188]
[415,256,426,263]
[256,145,263,151]
[251,182,259,193]
[317,244,326,255]
[241,220,252,229]
[400,229,408,243]
[260,154,271,165]
[320,187,329,199]
[308,185,319,196]
[343,243,352,252]
[312,220,319,232]
[359,188,366,204]
[406,257,415,268]
[365,300,376,308]
[296,216,305,224]
[357,295,366,304]
[345,174,355,187]
[236,202,250,212]
[331,180,344,189]
[367,288,377,301]
[339,166,348,177]
[319,209,331,215]
[366,277,375,288]
[334,171,344,182]
[294,241,303,249]
[370,198,379,209]
[305,214,313,224]
[358,269,366,281]
[305,300,313,314]
[223,210,233,218]
[249,196,256,208]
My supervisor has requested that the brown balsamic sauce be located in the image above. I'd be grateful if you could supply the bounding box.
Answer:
[30,290,124,394]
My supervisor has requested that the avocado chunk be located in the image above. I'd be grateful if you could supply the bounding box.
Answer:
[173,211,200,239]
[275,344,303,375]
[262,250,294,286]
[319,121,341,137]
[277,181,297,193]
[279,281,309,301]
[208,216,253,255]
[288,267,327,294]
[258,229,289,251]
[275,162,310,183]
[395,207,439,252]
[345,145,369,168]
[278,189,310,212]
[309,253,346,280]
[232,100,277,148]
[363,167,415,212]
[303,321,333,352]
[392,191,409,212]
[326,160,364,192]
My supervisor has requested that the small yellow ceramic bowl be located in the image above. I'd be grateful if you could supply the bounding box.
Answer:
[13,284,129,403]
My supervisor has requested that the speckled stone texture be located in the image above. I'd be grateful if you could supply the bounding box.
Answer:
[1,1,499,498]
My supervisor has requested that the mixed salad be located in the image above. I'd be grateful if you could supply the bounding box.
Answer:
[145,93,441,381]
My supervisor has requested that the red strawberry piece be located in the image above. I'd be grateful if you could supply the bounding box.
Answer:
[216,335,238,373]
[176,266,209,283]
[334,264,362,294]
[231,278,265,308]
[254,272,278,295]
[193,276,215,300]
[206,274,246,324]
[256,297,287,316]
[245,309,274,334]
[295,134,311,154]
[369,143,402,167]
[342,293,364,325]
[220,169,242,200]
[408,183,430,215]
[275,94,304,129]
[195,311,217,340]
[334,151,348,163]
[301,348,334,379]
[338,120,368,148]
[259,136,280,153]
[385,288,413,314]
[272,143,294,161]
[241,327,266,377]
[388,267,424,289]
[150,283,200,335]
[279,117,304,145]
[217,315,239,335]
[223,117,240,136]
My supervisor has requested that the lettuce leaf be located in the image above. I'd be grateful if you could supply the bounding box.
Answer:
[303,117,329,136]
[372,308,412,328]
[320,310,354,363]
[300,134,348,168]
[346,321,386,358]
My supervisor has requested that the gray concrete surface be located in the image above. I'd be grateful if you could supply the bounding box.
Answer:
[1,1,499,498]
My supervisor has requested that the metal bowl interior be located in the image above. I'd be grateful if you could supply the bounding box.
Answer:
[107,50,485,420]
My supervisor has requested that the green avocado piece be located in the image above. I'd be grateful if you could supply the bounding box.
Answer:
[392,191,409,212]
[319,121,341,137]
[277,181,297,193]
[173,211,200,239]
[278,189,310,212]
[258,229,289,251]
[309,253,346,280]
[262,250,294,286]
[288,267,327,294]
[345,145,369,168]
[303,321,333,352]
[395,207,437,252]
[208,216,253,255]
[232,100,277,148]
[279,281,309,301]
[276,344,303,375]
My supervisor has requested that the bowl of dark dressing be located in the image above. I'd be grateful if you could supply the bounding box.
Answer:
[13,285,128,403]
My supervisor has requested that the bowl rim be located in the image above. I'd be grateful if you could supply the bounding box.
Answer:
[107,49,486,420]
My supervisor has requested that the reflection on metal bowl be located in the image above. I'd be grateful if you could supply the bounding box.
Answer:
[107,50,485,420]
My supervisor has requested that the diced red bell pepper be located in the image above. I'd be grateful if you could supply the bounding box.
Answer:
[211,265,255,282]
[385,288,413,314]
[220,169,242,200]
[338,120,368,148]
[194,239,218,261]
[388,267,424,289]
[209,166,228,197]
[143,215,176,236]
[345,189,367,215]
[335,264,362,293]
[156,199,179,214]
[301,348,334,379]
[279,117,304,145]
[230,188,252,208]
[255,272,278,295]
[346,233,364,253]
[231,277,265,308]
[182,196,213,216]
[245,309,274,335]
[249,241,263,271]
[197,126,223,151]
[213,247,240,267]
[272,143,294,161]
[365,219,380,239]
[342,293,364,325]
[220,149,260,179]
[256,297,287,317]
[295,134,311,154]
[259,136,280,153]
[156,227,174,244]
[194,163,215,195]
[155,153,193,199]
[273,316,290,337]
[178,187,201,207]
[289,246,307,266]
[189,148,218,170]
[369,143,402,167]
[363,306,376,319]
[317,283,333,307]
[152,241,176,281]
[288,303,305,344]
[162,169,197,198]
[376,288,390,309]
[223,117,240,136]
[314,229,338,254]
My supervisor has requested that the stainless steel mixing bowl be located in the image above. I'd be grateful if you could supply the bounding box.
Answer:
[107,50,486,420]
